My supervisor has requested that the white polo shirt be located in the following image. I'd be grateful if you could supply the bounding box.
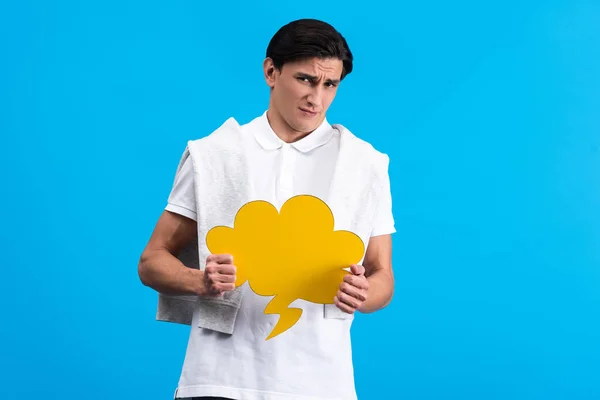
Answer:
[165,111,395,400]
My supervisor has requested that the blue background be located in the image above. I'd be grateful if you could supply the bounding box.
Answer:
[1,1,599,399]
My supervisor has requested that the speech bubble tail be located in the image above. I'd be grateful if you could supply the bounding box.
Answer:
[264,295,302,340]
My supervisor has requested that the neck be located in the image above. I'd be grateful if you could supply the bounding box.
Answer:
[266,106,316,144]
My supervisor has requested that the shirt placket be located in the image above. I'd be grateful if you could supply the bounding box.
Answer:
[276,143,296,208]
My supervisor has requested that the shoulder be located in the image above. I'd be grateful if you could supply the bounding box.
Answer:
[187,117,243,150]
[333,123,390,172]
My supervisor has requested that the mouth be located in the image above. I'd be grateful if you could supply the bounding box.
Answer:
[299,108,319,117]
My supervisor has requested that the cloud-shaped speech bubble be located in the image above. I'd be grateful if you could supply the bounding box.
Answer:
[205,195,365,340]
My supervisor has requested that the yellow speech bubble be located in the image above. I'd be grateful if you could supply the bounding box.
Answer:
[205,195,365,340]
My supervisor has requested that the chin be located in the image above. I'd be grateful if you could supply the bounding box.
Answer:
[285,111,322,133]
[297,115,323,129]
[293,121,318,133]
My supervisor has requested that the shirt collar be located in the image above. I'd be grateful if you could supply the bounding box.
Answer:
[252,110,334,153]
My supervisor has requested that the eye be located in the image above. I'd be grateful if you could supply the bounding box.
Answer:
[297,77,311,84]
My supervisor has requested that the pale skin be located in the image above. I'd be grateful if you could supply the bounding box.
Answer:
[138,56,394,314]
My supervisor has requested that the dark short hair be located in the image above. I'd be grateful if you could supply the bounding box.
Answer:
[266,19,353,80]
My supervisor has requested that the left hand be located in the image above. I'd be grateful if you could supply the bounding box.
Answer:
[334,264,369,314]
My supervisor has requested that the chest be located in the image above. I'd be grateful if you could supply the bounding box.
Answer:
[246,141,340,209]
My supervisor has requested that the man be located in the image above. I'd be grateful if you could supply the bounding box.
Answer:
[138,18,395,400]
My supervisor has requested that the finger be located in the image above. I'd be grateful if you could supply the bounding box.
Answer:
[340,282,367,302]
[216,264,237,275]
[204,282,223,295]
[350,264,365,276]
[207,254,234,264]
[214,282,236,292]
[204,264,236,277]
[336,290,361,309]
[208,281,235,293]
[213,273,236,284]
[333,296,355,314]
[343,274,369,290]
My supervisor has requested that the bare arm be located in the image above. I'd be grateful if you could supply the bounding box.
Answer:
[138,210,205,296]
[334,234,394,314]
[138,210,237,296]
[359,234,394,313]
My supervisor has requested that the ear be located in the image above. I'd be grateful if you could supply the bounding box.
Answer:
[263,57,278,88]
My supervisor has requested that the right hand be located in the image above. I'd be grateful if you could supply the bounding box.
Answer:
[202,254,236,296]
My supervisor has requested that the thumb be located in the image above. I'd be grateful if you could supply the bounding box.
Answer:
[350,264,365,276]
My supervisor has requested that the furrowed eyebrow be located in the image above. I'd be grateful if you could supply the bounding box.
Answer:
[295,73,317,80]
[295,73,341,85]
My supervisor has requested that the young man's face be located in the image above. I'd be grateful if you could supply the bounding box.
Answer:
[265,57,344,135]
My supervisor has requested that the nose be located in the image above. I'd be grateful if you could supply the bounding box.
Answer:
[306,86,323,109]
